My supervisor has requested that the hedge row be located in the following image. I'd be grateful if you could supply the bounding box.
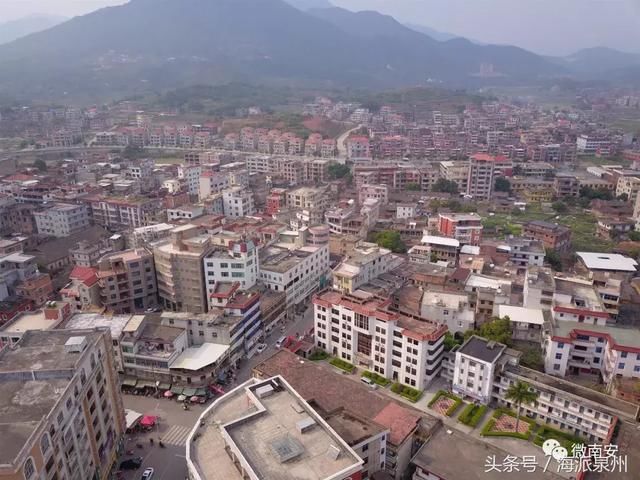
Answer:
[391,383,424,403]
[458,404,488,427]
[361,370,391,387]
[329,357,355,373]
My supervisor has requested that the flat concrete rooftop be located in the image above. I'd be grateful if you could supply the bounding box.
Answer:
[0,379,69,465]
[189,377,361,480]
[0,330,100,373]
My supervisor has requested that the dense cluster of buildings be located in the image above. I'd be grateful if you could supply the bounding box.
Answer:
[1,94,640,480]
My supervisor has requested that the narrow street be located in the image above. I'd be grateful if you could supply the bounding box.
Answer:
[235,304,315,384]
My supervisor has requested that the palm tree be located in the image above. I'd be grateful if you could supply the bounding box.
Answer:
[505,381,539,434]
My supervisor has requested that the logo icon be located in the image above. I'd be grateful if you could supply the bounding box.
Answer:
[542,438,568,461]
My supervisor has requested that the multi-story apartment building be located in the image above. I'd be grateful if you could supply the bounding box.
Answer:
[438,213,483,246]
[347,136,371,159]
[82,195,158,230]
[523,220,572,252]
[162,284,262,363]
[222,187,255,218]
[0,251,39,301]
[466,153,510,200]
[34,203,90,238]
[358,184,389,205]
[615,175,640,202]
[177,164,201,196]
[204,238,259,298]
[444,335,638,444]
[439,160,469,193]
[69,240,102,267]
[60,266,101,311]
[199,171,230,200]
[332,242,396,293]
[576,134,611,156]
[544,318,640,385]
[0,329,125,480]
[259,244,329,307]
[96,248,157,314]
[314,290,447,389]
[418,235,460,263]
[153,225,213,314]
[552,173,580,198]
[507,237,545,267]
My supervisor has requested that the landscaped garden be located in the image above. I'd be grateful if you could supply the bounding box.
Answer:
[458,403,489,427]
[481,408,536,440]
[361,370,391,387]
[391,383,423,403]
[329,357,355,373]
[534,425,585,452]
[428,390,463,416]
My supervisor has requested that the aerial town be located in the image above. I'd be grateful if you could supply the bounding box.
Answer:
[1,1,640,480]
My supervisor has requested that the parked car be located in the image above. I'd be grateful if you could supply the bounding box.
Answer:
[119,458,143,470]
[141,467,154,480]
[256,343,267,354]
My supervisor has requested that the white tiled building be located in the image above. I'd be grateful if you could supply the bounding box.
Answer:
[222,187,255,218]
[314,290,447,390]
[204,239,259,296]
[259,244,329,307]
[177,164,202,196]
[34,203,90,237]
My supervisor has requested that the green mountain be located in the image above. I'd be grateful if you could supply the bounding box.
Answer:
[0,0,567,101]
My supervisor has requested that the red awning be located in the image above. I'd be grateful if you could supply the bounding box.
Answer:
[140,415,157,427]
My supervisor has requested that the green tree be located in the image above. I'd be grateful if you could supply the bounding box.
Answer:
[494,177,511,193]
[465,316,512,346]
[629,231,640,242]
[34,159,47,171]
[505,381,539,434]
[444,332,463,351]
[546,249,563,271]
[432,178,459,194]
[372,230,406,253]
[405,182,421,191]
[617,193,629,202]
[552,201,568,214]
[327,163,351,180]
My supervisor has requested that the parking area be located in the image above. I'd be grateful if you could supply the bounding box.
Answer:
[119,393,208,480]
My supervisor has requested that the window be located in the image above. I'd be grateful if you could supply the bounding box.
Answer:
[557,342,565,348]
[634,366,640,372]
[621,351,628,358]
[553,364,561,371]
[555,353,562,360]
[595,347,602,353]
[23,458,35,479]
[40,434,50,455]
[618,363,625,369]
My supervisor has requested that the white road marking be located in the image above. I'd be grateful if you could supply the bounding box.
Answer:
[161,425,192,446]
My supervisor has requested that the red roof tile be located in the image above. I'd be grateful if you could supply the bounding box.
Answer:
[69,266,99,287]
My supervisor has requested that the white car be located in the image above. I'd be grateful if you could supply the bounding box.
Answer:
[256,343,267,354]
[141,467,154,480]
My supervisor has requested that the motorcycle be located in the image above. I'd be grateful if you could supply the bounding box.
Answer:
[159,441,165,448]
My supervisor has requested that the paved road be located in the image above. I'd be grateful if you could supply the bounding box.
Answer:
[119,394,208,480]
[336,124,362,158]
[235,305,315,384]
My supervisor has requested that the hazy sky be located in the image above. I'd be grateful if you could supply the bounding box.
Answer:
[0,0,638,56]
